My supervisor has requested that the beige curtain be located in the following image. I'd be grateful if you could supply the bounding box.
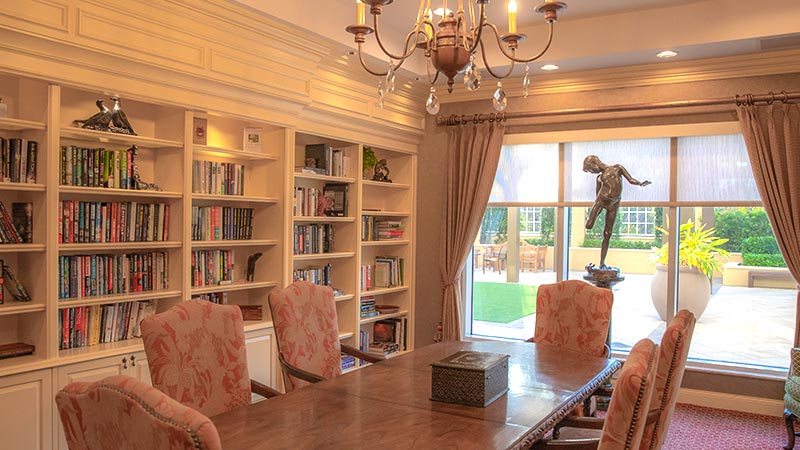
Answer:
[439,120,505,341]
[737,101,800,346]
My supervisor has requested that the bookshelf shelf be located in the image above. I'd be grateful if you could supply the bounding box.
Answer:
[0,117,47,131]
[57,290,183,309]
[335,294,354,302]
[191,239,278,249]
[0,354,49,378]
[60,127,183,149]
[338,332,354,340]
[294,173,356,184]
[59,186,182,199]
[362,180,411,190]
[293,251,355,261]
[190,280,278,295]
[0,303,46,316]
[361,211,410,217]
[385,349,411,359]
[0,182,45,192]
[359,286,409,297]
[359,310,408,325]
[293,216,355,223]
[58,241,182,252]
[191,193,279,204]
[0,244,46,253]
[361,240,410,247]
[193,144,278,161]
[57,338,145,362]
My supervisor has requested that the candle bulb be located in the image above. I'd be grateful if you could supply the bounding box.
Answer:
[508,0,517,34]
[357,0,365,25]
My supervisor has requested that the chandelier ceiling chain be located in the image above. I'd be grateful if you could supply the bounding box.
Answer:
[346,0,567,114]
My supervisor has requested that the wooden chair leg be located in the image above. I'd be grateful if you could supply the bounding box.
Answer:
[785,410,798,450]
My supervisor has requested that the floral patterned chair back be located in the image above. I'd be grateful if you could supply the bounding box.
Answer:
[140,299,252,417]
[639,309,696,450]
[599,338,659,450]
[268,281,342,392]
[55,374,221,450]
[533,279,614,357]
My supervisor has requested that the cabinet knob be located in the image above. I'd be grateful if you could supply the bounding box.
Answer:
[122,357,128,369]
[130,354,136,367]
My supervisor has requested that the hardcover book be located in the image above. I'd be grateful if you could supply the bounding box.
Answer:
[3,264,30,302]
[304,143,330,175]
[0,342,34,360]
[11,202,32,243]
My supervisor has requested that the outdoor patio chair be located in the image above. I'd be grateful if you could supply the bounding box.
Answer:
[483,242,508,273]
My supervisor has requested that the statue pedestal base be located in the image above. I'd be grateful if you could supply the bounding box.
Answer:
[583,263,624,289]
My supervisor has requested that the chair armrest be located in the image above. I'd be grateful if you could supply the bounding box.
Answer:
[791,348,800,377]
[342,344,385,364]
[250,380,281,399]
[556,416,605,431]
[278,353,325,384]
[532,438,599,450]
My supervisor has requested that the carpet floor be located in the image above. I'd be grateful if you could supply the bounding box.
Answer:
[663,403,787,450]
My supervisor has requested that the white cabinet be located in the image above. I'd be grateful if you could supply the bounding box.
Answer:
[53,352,149,450]
[0,369,52,450]
[245,327,278,398]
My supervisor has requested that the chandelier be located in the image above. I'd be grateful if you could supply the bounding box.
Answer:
[346,0,567,115]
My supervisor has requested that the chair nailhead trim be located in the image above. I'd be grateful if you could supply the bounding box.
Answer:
[626,346,657,450]
[648,331,684,450]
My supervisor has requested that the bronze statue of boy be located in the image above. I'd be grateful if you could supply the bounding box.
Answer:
[583,155,650,270]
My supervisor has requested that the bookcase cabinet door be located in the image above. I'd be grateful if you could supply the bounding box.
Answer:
[245,327,277,399]
[0,369,52,450]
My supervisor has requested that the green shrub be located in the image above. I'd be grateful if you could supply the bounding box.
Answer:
[581,238,654,250]
[714,208,773,252]
[742,235,786,267]
[742,254,786,267]
[524,237,554,246]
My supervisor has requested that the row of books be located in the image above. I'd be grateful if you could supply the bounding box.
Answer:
[191,292,228,304]
[58,252,169,300]
[190,249,234,287]
[341,353,356,371]
[0,137,37,183]
[362,217,404,241]
[292,263,332,288]
[293,183,348,217]
[191,206,254,241]
[192,160,245,196]
[58,300,156,350]
[293,223,334,255]
[61,145,135,189]
[360,256,405,291]
[58,200,169,244]
[0,201,31,244]
[360,296,378,319]
[300,144,350,177]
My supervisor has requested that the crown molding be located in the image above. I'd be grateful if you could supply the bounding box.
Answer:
[440,48,800,104]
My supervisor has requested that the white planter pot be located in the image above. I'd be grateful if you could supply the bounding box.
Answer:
[650,263,711,321]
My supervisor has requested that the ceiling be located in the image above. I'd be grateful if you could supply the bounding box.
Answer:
[234,0,800,82]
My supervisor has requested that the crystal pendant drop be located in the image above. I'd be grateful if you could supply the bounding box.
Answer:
[492,82,507,111]
[385,61,396,94]
[463,56,481,92]
[425,87,440,115]
[377,79,386,109]
[522,65,531,98]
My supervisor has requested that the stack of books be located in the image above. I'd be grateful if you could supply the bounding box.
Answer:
[341,354,356,371]
[360,295,377,318]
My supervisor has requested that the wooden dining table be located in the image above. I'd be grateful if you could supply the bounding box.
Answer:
[212,339,621,450]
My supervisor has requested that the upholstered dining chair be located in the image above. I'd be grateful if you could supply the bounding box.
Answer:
[140,299,279,418]
[56,374,221,450]
[268,281,384,392]
[784,347,800,449]
[527,279,614,357]
[533,338,660,450]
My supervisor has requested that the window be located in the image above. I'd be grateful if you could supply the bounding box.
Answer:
[469,128,794,373]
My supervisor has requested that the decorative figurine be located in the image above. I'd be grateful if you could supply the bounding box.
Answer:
[109,96,136,135]
[582,155,650,288]
[73,96,136,135]
[128,145,162,191]
[372,158,392,183]
[246,253,262,282]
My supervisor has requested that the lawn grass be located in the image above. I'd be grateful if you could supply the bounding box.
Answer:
[472,282,537,323]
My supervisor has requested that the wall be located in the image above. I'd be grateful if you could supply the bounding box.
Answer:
[415,70,800,399]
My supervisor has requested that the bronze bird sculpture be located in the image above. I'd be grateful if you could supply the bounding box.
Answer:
[74,99,113,131]
[110,96,136,135]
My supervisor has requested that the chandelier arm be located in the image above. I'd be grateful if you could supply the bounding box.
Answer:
[372,13,423,62]
[493,22,555,64]
[479,38,515,79]
[356,43,389,77]
[465,2,487,54]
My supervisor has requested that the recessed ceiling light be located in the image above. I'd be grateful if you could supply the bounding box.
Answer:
[433,8,452,17]
[656,50,678,58]
[540,64,560,71]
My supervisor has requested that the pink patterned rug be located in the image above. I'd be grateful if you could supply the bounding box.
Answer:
[663,403,786,450]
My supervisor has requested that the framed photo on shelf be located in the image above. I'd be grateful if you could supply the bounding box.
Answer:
[243,127,263,153]
[193,117,208,145]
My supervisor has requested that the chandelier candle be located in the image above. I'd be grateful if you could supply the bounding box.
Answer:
[346,0,568,113]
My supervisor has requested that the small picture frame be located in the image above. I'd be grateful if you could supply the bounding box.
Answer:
[243,127,263,153]
[193,117,207,145]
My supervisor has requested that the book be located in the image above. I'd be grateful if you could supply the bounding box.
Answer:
[243,127,262,153]
[193,117,208,145]
[3,264,30,302]
[0,342,35,359]
[323,183,348,217]
[11,202,32,243]
[238,304,263,321]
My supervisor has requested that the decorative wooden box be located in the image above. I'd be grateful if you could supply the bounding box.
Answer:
[430,351,510,407]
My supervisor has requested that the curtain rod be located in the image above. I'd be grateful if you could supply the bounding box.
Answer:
[435,90,800,126]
